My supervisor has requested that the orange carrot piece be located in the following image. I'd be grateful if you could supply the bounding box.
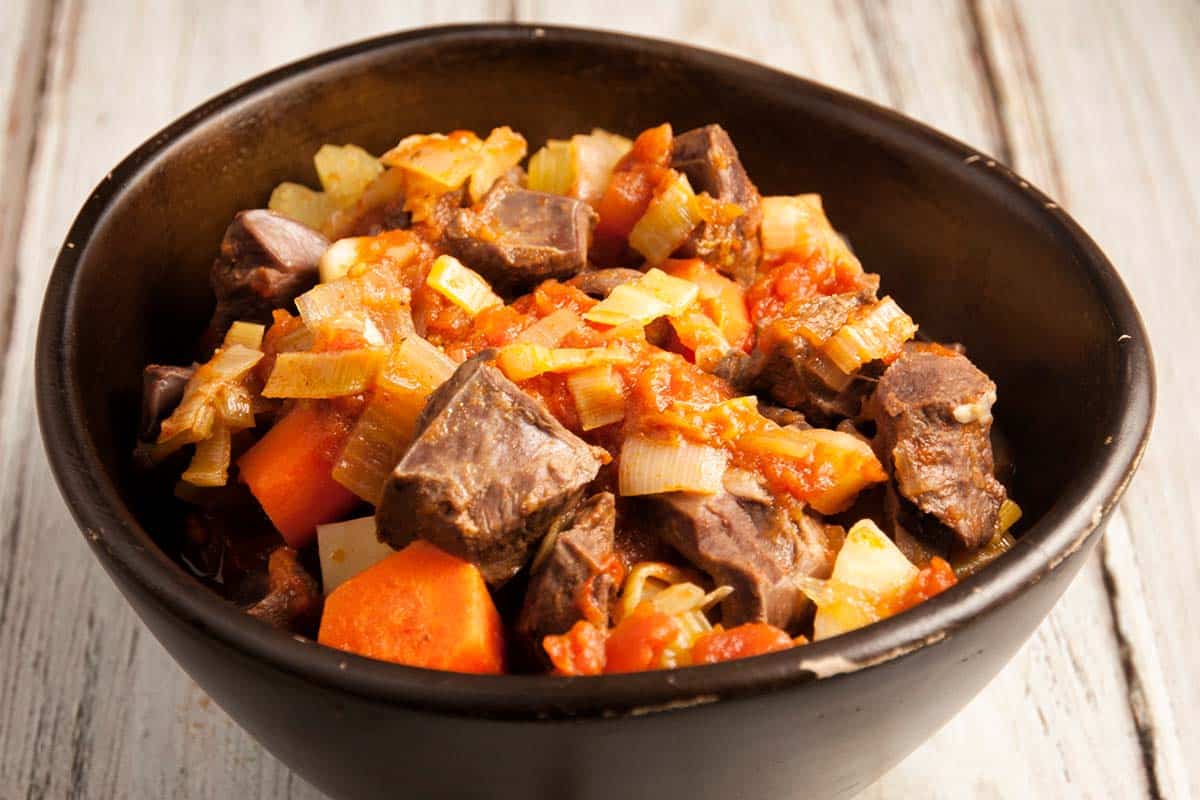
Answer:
[237,402,359,548]
[318,541,505,674]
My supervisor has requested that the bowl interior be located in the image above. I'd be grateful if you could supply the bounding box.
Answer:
[46,26,1150,709]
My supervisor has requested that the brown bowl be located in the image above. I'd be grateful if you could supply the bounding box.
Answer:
[36,24,1153,800]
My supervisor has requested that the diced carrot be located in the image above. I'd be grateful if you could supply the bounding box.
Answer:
[691,623,794,665]
[663,259,753,351]
[237,402,360,548]
[544,620,607,676]
[603,608,680,674]
[622,123,674,168]
[594,124,676,257]
[318,541,505,674]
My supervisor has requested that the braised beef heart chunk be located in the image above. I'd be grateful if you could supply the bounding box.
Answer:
[442,182,597,294]
[869,344,1006,550]
[246,546,322,633]
[670,124,763,285]
[205,209,328,346]
[376,352,604,586]
[517,492,618,651]
[139,364,195,440]
[567,267,645,299]
[642,492,835,630]
[755,279,880,423]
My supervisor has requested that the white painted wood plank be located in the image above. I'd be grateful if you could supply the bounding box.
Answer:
[978,1,1200,796]
[517,1,1156,798]
[0,2,505,799]
[0,0,54,374]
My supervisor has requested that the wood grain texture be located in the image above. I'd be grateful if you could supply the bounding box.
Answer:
[0,1,1194,798]
[976,1,1200,795]
[0,3,505,799]
[514,5,1160,798]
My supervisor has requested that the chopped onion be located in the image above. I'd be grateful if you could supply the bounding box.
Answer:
[801,519,919,640]
[221,321,265,351]
[514,308,582,347]
[181,423,232,488]
[953,530,1016,578]
[268,182,337,230]
[527,140,574,196]
[628,172,701,265]
[295,279,365,329]
[469,126,528,202]
[822,297,918,374]
[618,435,727,496]
[570,129,632,206]
[332,396,419,504]
[381,132,483,189]
[567,364,626,430]
[314,144,384,208]
[319,237,366,283]
[379,334,457,393]
[317,516,396,594]
[582,268,698,328]
[262,350,385,398]
[426,254,502,316]
[496,344,632,383]
[334,336,456,503]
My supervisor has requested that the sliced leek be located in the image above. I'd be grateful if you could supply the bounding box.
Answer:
[262,350,385,398]
[582,268,699,328]
[567,364,626,430]
[514,308,582,347]
[822,297,917,374]
[618,435,727,496]
[221,321,265,351]
[180,422,232,488]
[469,126,528,202]
[426,254,502,316]
[628,173,701,265]
[527,140,575,196]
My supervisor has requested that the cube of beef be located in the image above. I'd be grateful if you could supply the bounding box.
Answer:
[869,344,1006,550]
[517,492,619,652]
[442,183,597,295]
[204,209,328,347]
[376,352,604,586]
[641,491,837,631]
[754,279,880,423]
[670,124,763,285]
[139,364,195,440]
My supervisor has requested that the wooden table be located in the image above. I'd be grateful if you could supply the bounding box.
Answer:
[1,2,1194,797]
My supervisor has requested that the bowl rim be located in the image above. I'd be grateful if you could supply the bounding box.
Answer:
[36,22,1155,719]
